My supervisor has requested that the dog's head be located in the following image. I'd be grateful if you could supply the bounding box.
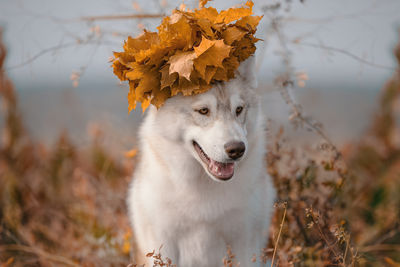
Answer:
[150,57,259,182]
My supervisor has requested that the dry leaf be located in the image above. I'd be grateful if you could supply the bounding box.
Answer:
[112,0,261,112]
[194,38,231,78]
[124,148,138,158]
[216,1,253,24]
[199,0,211,9]
[160,65,178,89]
[222,26,247,45]
[169,51,197,81]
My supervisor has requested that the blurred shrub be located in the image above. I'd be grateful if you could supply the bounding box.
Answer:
[1,29,399,266]
[267,37,400,266]
[0,31,134,266]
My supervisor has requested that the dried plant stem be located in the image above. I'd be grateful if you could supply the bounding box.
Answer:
[6,40,117,71]
[360,244,400,253]
[313,217,340,259]
[271,204,287,267]
[80,14,164,22]
[0,244,80,267]
[343,234,350,266]
[270,17,342,161]
[296,42,395,71]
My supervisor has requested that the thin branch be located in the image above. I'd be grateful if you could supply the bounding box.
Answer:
[0,244,80,267]
[79,13,164,22]
[271,203,287,267]
[359,244,400,253]
[343,234,350,266]
[295,41,396,71]
[269,16,342,161]
[5,40,118,71]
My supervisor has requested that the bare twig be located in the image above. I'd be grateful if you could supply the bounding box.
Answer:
[271,203,287,267]
[0,244,80,267]
[295,41,396,71]
[360,244,400,253]
[268,16,343,161]
[79,13,164,22]
[343,234,350,266]
[5,40,117,70]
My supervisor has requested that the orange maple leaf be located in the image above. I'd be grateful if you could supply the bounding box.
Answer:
[112,0,261,112]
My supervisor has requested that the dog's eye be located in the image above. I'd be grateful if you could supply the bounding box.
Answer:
[236,106,243,116]
[198,107,209,115]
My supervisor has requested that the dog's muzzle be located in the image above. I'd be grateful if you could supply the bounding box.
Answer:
[193,141,235,181]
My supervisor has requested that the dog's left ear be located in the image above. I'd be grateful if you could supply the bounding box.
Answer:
[236,56,258,89]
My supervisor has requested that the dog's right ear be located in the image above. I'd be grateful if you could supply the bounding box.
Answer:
[236,56,258,89]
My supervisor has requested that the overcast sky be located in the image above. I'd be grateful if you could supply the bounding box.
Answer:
[1,0,399,92]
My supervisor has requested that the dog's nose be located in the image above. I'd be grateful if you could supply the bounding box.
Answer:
[224,141,245,160]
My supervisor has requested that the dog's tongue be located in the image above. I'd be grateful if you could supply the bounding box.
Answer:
[208,159,234,180]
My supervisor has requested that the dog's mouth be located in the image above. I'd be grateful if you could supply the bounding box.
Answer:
[192,141,234,181]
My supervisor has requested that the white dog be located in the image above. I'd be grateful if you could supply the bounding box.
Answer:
[127,57,276,267]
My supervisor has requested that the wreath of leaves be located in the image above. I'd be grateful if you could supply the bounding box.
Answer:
[112,0,262,112]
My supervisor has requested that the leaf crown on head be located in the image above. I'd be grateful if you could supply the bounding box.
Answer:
[112,0,262,112]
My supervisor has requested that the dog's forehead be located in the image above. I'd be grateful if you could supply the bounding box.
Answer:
[216,78,248,106]
[193,79,245,105]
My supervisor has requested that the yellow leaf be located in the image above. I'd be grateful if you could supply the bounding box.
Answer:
[232,35,258,62]
[158,12,193,49]
[194,39,231,78]
[193,7,218,23]
[168,51,197,81]
[215,1,253,24]
[196,18,215,38]
[141,97,151,112]
[135,70,160,101]
[112,60,129,81]
[384,257,400,267]
[204,66,217,83]
[113,51,135,66]
[151,86,171,108]
[3,257,14,266]
[124,148,138,158]
[160,65,178,89]
[122,241,131,254]
[127,81,137,112]
[199,0,212,8]
[124,30,160,52]
[235,15,263,32]
[224,56,240,79]
[171,77,200,96]
[194,36,216,57]
[111,0,260,112]
[222,26,247,45]
[135,45,168,66]
[213,67,228,81]
[179,2,187,11]
[125,63,147,81]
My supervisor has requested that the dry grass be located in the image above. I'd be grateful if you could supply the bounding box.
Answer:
[1,30,400,267]
[264,39,400,266]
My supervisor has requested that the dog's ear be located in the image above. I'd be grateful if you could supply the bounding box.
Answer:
[236,56,258,89]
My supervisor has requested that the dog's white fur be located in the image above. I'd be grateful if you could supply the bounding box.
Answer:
[127,57,276,267]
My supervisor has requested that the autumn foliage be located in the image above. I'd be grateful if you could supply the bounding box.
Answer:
[112,0,262,112]
[1,17,400,267]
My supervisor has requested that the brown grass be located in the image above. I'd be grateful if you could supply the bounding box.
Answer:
[1,29,400,266]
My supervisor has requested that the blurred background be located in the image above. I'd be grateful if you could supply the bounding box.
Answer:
[1,0,400,266]
[1,0,399,149]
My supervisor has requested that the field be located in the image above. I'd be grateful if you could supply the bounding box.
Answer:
[1,29,400,267]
